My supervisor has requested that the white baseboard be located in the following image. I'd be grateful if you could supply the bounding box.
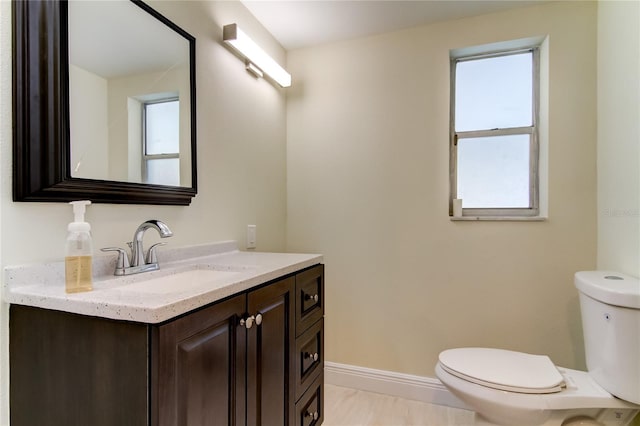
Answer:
[324,361,471,411]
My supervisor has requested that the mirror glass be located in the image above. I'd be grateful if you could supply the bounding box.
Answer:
[68,0,192,187]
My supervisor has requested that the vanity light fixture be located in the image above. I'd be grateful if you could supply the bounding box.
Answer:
[223,23,291,88]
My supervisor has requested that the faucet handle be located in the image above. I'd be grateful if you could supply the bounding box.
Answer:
[101,247,131,270]
[146,242,167,264]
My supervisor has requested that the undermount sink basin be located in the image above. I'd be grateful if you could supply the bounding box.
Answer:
[119,266,242,295]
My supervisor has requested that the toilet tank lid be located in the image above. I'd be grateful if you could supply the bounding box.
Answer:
[439,348,565,393]
[575,271,640,309]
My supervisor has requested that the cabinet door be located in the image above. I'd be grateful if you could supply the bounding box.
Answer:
[10,305,149,426]
[246,277,295,425]
[154,294,246,426]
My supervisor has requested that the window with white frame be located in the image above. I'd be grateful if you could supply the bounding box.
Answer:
[143,98,180,186]
[450,46,540,217]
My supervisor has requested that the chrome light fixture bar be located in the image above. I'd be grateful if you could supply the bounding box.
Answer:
[223,23,291,88]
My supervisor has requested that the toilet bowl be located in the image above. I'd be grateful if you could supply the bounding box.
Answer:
[436,348,639,426]
[435,271,640,426]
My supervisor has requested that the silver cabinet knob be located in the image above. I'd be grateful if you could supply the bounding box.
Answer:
[305,411,319,420]
[305,293,319,302]
[240,313,263,329]
[240,315,255,329]
[304,352,319,362]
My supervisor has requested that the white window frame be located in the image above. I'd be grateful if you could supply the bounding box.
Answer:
[142,97,180,184]
[450,46,541,218]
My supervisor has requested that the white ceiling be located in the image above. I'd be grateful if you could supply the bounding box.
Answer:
[241,0,547,50]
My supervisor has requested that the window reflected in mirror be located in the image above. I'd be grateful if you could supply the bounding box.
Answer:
[144,99,180,186]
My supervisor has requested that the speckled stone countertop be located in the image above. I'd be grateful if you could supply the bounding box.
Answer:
[3,241,322,324]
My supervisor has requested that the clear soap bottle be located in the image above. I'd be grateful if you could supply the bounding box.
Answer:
[65,200,93,293]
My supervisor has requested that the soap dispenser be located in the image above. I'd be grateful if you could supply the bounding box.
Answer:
[65,200,93,293]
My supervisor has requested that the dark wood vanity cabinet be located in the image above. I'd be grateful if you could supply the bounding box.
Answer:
[10,264,324,426]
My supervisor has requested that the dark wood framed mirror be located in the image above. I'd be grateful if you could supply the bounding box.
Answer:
[12,0,197,205]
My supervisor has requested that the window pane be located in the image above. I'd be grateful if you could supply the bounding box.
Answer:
[457,135,530,208]
[455,53,532,132]
[146,100,179,155]
[145,158,180,186]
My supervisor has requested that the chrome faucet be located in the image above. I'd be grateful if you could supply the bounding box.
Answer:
[101,220,173,276]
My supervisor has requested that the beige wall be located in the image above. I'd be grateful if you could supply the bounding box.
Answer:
[286,1,597,377]
[597,0,640,276]
[0,1,288,423]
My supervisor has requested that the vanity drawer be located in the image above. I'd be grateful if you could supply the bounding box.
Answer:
[295,319,323,399]
[295,264,324,336]
[295,374,323,426]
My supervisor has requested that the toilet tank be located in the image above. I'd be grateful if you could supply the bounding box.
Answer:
[575,271,640,405]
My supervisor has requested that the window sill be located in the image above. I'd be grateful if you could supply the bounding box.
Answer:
[450,216,547,222]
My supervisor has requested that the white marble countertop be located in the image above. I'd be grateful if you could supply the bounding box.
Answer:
[3,241,322,324]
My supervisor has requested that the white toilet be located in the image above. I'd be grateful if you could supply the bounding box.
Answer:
[435,271,640,426]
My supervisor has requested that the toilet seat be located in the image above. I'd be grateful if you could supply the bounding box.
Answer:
[439,348,565,394]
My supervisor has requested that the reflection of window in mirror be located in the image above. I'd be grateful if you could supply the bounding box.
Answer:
[143,99,180,186]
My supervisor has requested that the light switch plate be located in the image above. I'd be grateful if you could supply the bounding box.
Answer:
[247,225,256,249]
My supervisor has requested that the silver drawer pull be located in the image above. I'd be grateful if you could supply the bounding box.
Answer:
[240,313,263,329]
[304,352,319,362]
[305,410,319,420]
[240,315,254,329]
[304,293,319,302]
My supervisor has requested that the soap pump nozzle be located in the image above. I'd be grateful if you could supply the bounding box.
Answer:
[68,200,91,233]
[70,200,91,223]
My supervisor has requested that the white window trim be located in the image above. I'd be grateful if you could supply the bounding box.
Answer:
[449,44,542,219]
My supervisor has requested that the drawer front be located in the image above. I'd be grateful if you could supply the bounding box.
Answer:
[295,319,323,400]
[295,374,323,426]
[295,264,324,336]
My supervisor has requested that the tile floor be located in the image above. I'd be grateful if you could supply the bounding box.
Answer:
[323,385,640,426]
[323,384,475,426]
